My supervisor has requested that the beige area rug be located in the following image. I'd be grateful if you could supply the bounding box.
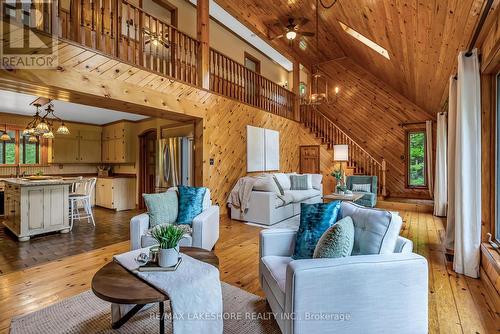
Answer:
[10,282,280,334]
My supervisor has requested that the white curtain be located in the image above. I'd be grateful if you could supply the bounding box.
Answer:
[426,120,433,197]
[445,77,457,250]
[434,113,447,216]
[452,49,482,278]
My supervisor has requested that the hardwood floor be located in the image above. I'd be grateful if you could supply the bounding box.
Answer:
[0,207,143,275]
[0,209,498,333]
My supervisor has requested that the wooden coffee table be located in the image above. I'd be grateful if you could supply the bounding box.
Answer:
[92,247,219,334]
[323,192,365,202]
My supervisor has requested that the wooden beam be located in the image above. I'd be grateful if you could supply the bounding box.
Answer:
[292,61,300,121]
[197,0,210,89]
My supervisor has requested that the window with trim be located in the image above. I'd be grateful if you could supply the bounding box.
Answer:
[0,128,43,165]
[406,129,427,188]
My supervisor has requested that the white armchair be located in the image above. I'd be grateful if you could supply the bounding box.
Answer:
[259,204,428,334]
[130,188,219,251]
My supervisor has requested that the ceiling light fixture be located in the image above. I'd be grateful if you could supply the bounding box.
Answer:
[0,124,11,141]
[24,101,70,140]
[285,30,297,40]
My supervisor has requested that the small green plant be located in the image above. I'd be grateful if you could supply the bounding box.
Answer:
[151,225,185,249]
[330,169,342,181]
[35,170,44,176]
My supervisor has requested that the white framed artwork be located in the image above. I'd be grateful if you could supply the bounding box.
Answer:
[246,125,280,172]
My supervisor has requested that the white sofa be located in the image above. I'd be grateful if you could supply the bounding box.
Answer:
[259,202,428,334]
[130,188,219,251]
[230,173,323,225]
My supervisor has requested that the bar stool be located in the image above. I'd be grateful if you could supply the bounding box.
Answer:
[69,177,97,231]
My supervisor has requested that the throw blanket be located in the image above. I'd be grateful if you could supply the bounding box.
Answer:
[114,248,223,334]
[227,176,257,213]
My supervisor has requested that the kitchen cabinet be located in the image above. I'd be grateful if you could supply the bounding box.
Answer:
[51,128,102,163]
[101,122,135,163]
[95,177,135,211]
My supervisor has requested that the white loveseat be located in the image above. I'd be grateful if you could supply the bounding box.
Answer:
[259,202,428,333]
[230,173,323,226]
[130,188,219,251]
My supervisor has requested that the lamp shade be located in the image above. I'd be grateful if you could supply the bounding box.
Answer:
[333,144,349,161]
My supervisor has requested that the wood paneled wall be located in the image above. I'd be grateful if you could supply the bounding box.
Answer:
[318,58,435,199]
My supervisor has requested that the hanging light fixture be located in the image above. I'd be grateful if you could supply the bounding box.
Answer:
[56,122,70,135]
[42,129,55,139]
[24,102,70,139]
[35,118,50,134]
[0,124,10,141]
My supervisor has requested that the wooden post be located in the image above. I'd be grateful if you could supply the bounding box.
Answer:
[197,0,210,89]
[292,61,300,121]
[381,159,387,198]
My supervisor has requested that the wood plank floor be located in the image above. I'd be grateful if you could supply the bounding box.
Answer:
[0,208,498,333]
[0,207,142,275]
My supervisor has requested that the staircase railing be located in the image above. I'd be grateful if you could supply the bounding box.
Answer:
[300,105,387,196]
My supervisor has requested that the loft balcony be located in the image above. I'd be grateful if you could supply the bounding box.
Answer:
[7,0,296,120]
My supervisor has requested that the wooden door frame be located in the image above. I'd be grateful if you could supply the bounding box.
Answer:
[138,128,157,209]
[299,145,320,174]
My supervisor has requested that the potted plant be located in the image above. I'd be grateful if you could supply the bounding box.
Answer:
[151,224,185,267]
[330,169,346,194]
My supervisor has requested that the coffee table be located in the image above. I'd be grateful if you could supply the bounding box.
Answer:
[92,247,219,334]
[323,192,365,202]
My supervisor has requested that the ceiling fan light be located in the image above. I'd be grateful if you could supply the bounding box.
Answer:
[42,130,54,139]
[286,31,297,40]
[0,132,11,141]
[56,123,70,135]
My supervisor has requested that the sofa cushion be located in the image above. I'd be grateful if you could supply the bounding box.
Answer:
[292,201,341,259]
[284,189,321,202]
[290,175,309,190]
[272,175,285,195]
[253,174,280,193]
[273,173,291,190]
[313,216,355,258]
[339,202,402,255]
[143,191,178,227]
[261,256,293,309]
[308,174,323,190]
[177,186,207,225]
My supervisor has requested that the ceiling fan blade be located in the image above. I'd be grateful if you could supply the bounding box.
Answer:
[271,34,285,40]
[295,17,310,29]
[298,31,315,37]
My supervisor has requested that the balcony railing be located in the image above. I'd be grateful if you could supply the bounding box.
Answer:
[14,0,295,119]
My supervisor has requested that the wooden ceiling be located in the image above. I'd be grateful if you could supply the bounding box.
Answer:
[214,0,488,114]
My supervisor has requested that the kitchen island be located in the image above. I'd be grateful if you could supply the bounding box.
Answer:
[2,178,74,241]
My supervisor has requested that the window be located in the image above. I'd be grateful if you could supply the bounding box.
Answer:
[338,21,390,60]
[0,128,43,165]
[406,130,427,188]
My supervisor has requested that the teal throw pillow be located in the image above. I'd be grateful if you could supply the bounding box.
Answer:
[313,216,355,258]
[292,201,341,259]
[143,191,178,228]
[177,185,207,225]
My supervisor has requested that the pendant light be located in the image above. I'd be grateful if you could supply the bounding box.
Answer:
[56,122,70,135]
[42,129,55,139]
[0,124,10,141]
[28,135,38,143]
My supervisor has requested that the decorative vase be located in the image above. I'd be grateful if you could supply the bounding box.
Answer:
[158,245,179,267]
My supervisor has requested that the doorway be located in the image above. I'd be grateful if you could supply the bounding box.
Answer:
[138,129,157,209]
[300,145,320,174]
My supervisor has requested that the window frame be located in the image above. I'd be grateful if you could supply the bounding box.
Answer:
[0,126,46,166]
[405,128,428,189]
[244,52,261,74]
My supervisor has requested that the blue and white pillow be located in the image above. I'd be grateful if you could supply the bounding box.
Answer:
[352,183,371,192]
[176,185,207,225]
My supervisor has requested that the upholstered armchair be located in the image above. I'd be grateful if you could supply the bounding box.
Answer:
[130,188,219,251]
[346,175,378,207]
[259,202,428,334]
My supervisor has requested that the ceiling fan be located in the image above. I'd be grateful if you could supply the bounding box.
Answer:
[271,17,315,41]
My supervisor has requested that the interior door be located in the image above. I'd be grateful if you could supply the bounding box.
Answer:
[300,145,320,174]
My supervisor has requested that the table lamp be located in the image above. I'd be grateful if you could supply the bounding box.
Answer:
[333,144,349,191]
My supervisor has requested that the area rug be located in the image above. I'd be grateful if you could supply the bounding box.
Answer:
[10,282,280,334]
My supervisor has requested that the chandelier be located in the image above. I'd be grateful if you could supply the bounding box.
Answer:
[301,70,329,105]
[23,102,70,142]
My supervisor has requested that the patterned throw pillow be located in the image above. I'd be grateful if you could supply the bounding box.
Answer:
[272,175,285,196]
[143,191,178,227]
[313,216,355,258]
[290,175,309,190]
[292,201,342,259]
[352,183,372,192]
[176,185,207,225]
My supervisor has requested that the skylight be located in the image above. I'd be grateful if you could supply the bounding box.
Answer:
[189,0,293,71]
[338,21,390,60]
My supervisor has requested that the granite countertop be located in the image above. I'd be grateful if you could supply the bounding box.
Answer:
[1,178,78,186]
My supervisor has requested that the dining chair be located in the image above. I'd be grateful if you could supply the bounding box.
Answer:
[69,177,97,231]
